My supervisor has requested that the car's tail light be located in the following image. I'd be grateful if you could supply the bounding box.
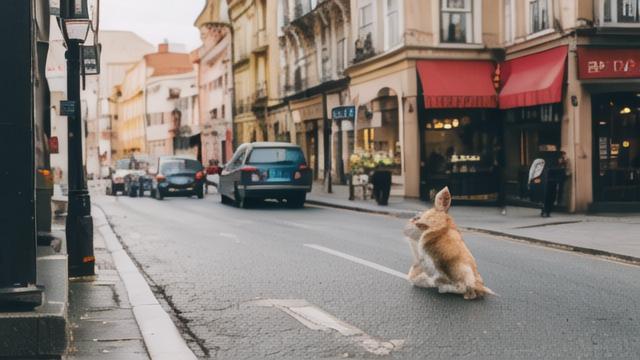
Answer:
[299,164,308,170]
[195,171,204,181]
[250,173,260,182]
[240,166,258,172]
[156,174,166,182]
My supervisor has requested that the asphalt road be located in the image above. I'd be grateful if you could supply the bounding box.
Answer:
[95,191,640,359]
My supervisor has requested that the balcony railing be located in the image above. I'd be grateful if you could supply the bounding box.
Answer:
[354,33,376,64]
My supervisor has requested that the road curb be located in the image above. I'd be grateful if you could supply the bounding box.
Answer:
[308,198,640,266]
[92,205,198,360]
[306,199,417,218]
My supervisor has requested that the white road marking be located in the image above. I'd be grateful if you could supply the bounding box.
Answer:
[250,299,404,356]
[219,232,238,239]
[304,244,408,280]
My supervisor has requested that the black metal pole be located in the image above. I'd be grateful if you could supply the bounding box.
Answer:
[65,38,95,277]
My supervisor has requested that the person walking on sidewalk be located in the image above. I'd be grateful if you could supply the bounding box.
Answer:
[541,154,568,217]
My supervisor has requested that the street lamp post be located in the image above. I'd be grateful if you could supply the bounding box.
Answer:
[60,0,95,277]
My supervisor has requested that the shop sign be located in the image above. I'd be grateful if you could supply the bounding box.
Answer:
[578,47,640,79]
[332,106,356,120]
[60,100,76,116]
[299,103,323,121]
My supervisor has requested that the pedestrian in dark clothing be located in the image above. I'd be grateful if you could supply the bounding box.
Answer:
[541,154,567,217]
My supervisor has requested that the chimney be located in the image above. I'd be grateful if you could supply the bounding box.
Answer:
[158,43,169,53]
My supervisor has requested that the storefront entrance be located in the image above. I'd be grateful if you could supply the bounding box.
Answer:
[503,104,562,204]
[592,92,640,202]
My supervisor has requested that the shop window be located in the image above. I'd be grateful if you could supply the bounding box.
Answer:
[440,0,473,43]
[600,0,640,25]
[422,109,501,201]
[528,0,550,34]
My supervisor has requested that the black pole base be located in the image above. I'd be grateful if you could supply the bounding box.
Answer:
[0,285,44,311]
[66,190,95,278]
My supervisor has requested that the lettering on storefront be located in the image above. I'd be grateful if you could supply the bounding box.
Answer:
[578,47,640,79]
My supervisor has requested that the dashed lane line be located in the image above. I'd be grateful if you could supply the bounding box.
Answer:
[248,299,404,356]
[304,244,408,280]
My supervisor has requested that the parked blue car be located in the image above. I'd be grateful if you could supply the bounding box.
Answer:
[218,142,312,208]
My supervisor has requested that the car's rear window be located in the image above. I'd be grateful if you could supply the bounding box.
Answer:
[246,148,305,165]
[160,159,202,175]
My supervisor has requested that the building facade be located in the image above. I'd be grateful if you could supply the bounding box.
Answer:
[225,0,640,213]
[228,0,270,145]
[193,0,234,165]
[97,31,155,172]
[266,0,352,186]
[114,44,195,164]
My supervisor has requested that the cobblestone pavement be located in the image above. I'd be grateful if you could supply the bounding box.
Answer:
[95,192,640,359]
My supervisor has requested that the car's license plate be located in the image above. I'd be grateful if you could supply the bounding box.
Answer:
[269,170,290,179]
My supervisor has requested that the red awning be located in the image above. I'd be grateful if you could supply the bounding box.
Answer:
[499,46,568,109]
[417,60,498,109]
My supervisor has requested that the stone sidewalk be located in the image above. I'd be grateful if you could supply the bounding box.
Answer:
[65,219,149,359]
[308,185,640,263]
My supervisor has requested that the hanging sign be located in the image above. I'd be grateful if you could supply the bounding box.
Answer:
[82,44,101,75]
[50,0,61,16]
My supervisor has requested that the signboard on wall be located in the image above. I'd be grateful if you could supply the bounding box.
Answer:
[577,47,640,79]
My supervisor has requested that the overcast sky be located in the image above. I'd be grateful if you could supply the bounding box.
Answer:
[99,0,206,51]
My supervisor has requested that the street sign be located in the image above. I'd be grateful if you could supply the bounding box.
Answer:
[332,106,356,121]
[60,100,77,116]
[82,44,100,75]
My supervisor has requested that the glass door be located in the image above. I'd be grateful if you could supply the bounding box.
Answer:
[592,92,640,202]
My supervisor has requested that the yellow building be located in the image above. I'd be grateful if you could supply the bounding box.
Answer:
[117,60,147,156]
[227,0,270,145]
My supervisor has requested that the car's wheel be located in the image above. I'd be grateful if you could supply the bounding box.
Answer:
[286,194,306,209]
[196,186,204,199]
[156,189,164,200]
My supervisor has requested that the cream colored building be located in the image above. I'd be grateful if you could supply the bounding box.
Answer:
[193,0,234,164]
[114,44,195,163]
[228,0,270,144]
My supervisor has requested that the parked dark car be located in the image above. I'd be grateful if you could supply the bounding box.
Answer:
[218,142,312,208]
[106,157,150,196]
[151,156,205,200]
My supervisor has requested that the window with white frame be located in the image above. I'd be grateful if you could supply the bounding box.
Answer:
[385,0,400,49]
[440,0,473,43]
[504,0,515,43]
[528,0,550,34]
[358,0,374,40]
[601,0,640,25]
